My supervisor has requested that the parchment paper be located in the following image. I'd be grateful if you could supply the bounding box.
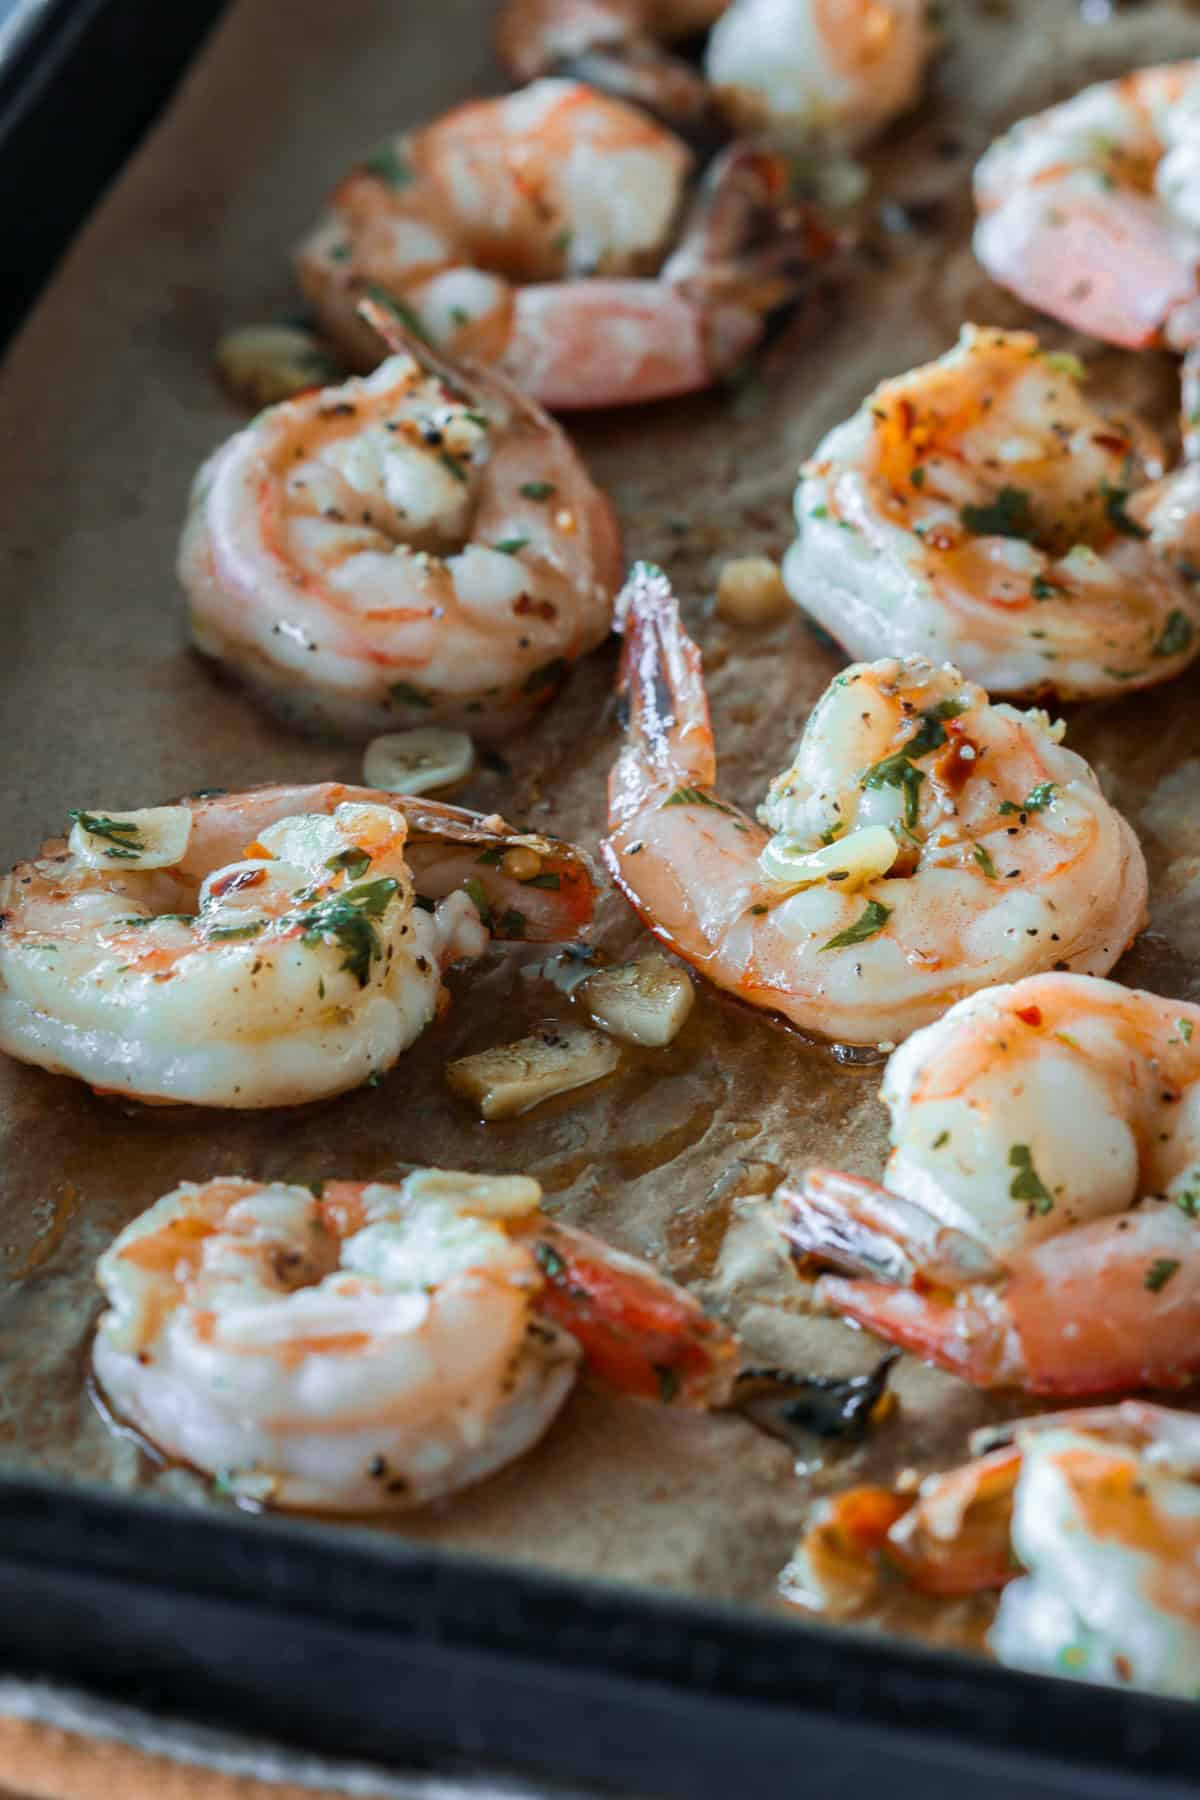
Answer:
[2,0,1200,1644]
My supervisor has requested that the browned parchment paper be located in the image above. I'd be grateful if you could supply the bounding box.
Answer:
[3,0,1200,1641]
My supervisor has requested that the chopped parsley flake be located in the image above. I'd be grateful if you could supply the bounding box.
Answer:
[861,752,925,829]
[1145,1257,1180,1293]
[519,482,556,501]
[297,877,399,986]
[325,848,371,881]
[70,811,145,860]
[363,143,412,189]
[534,1241,567,1282]
[389,679,431,708]
[1153,610,1195,658]
[1174,1182,1200,1219]
[999,782,1057,816]
[1008,1143,1054,1213]
[1100,481,1149,540]
[960,486,1036,540]
[821,899,892,951]
[463,878,492,925]
[973,843,998,878]
[1178,1018,1195,1045]
[206,919,266,942]
[493,537,530,556]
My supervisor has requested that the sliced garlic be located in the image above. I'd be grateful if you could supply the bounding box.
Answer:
[363,728,475,795]
[69,805,192,871]
[446,1027,621,1120]
[580,952,694,1047]
[759,824,898,892]
[715,555,790,626]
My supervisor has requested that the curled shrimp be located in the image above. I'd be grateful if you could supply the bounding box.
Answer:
[777,972,1200,1393]
[704,0,934,147]
[294,79,829,409]
[785,326,1200,700]
[180,304,620,740]
[602,564,1146,1047]
[93,1168,738,1512]
[974,62,1200,355]
[791,1403,1200,1698]
[0,783,594,1109]
[496,0,934,147]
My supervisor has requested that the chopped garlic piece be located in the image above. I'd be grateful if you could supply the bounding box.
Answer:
[580,952,694,1047]
[759,824,898,892]
[446,1027,620,1120]
[215,323,337,410]
[716,555,790,626]
[364,728,474,794]
[69,805,192,871]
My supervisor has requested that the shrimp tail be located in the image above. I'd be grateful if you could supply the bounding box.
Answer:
[777,1168,1005,1289]
[813,1273,1020,1388]
[393,793,598,940]
[662,144,837,371]
[494,0,722,142]
[516,1215,739,1407]
[612,560,717,800]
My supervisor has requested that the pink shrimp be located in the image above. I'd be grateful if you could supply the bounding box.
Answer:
[974,62,1200,353]
[295,79,830,409]
[601,564,1145,1047]
[776,973,1200,1394]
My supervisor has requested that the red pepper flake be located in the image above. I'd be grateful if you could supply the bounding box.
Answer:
[1015,1004,1043,1027]
[513,594,558,621]
[209,867,267,899]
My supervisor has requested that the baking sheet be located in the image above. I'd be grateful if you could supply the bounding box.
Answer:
[2,0,1200,1643]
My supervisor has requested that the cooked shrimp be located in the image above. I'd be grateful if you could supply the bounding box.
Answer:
[93,1168,738,1511]
[791,1402,1200,1698]
[180,309,620,739]
[0,783,595,1109]
[974,62,1200,353]
[294,79,828,408]
[778,972,1200,1392]
[602,564,1146,1047]
[785,326,1200,699]
[496,0,933,146]
[788,1443,1021,1615]
[705,0,934,146]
